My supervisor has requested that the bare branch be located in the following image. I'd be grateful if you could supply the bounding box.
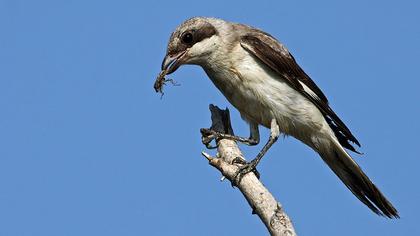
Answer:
[201,105,297,236]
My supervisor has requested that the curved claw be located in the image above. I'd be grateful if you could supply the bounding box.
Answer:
[200,128,218,149]
[231,159,260,187]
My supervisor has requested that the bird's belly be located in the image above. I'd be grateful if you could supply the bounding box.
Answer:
[205,68,272,127]
[204,56,327,139]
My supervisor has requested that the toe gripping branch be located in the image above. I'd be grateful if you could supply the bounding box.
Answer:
[199,105,297,236]
[200,105,261,187]
[200,105,235,149]
[200,109,259,149]
[200,106,279,186]
[200,105,251,186]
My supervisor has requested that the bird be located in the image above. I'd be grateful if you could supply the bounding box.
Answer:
[158,17,398,218]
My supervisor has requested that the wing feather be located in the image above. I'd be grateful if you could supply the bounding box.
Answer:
[240,33,361,150]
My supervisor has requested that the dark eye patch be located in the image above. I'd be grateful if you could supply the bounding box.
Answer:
[180,23,217,47]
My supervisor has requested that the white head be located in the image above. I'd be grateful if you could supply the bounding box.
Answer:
[161,17,223,74]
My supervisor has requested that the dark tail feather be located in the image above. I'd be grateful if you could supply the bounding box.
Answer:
[319,141,399,218]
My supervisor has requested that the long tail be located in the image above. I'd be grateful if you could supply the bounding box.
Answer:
[317,139,399,218]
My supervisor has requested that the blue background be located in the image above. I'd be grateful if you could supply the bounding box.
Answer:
[1,0,419,235]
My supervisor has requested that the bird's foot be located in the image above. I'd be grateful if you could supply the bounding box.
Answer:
[200,128,219,149]
[231,157,260,187]
[200,128,258,149]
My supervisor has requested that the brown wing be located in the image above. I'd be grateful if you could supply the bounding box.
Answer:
[240,33,361,151]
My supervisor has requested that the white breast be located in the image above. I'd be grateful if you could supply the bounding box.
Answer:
[202,44,333,143]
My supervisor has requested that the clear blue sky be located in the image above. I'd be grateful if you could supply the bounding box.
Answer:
[0,0,419,235]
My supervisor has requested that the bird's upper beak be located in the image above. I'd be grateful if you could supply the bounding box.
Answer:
[161,50,187,75]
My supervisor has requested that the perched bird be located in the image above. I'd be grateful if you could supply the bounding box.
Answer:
[159,17,398,218]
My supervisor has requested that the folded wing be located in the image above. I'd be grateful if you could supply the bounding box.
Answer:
[240,33,360,152]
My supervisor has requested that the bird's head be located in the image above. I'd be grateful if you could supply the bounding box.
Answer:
[161,17,221,74]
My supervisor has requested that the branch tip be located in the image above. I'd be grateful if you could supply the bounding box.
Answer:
[201,151,213,161]
[200,104,297,236]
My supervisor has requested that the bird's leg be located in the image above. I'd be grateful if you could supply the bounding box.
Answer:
[232,119,280,186]
[201,122,260,149]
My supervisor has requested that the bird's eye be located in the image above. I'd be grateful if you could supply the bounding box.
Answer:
[181,32,194,44]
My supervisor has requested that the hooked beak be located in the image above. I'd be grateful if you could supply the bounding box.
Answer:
[161,50,187,75]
